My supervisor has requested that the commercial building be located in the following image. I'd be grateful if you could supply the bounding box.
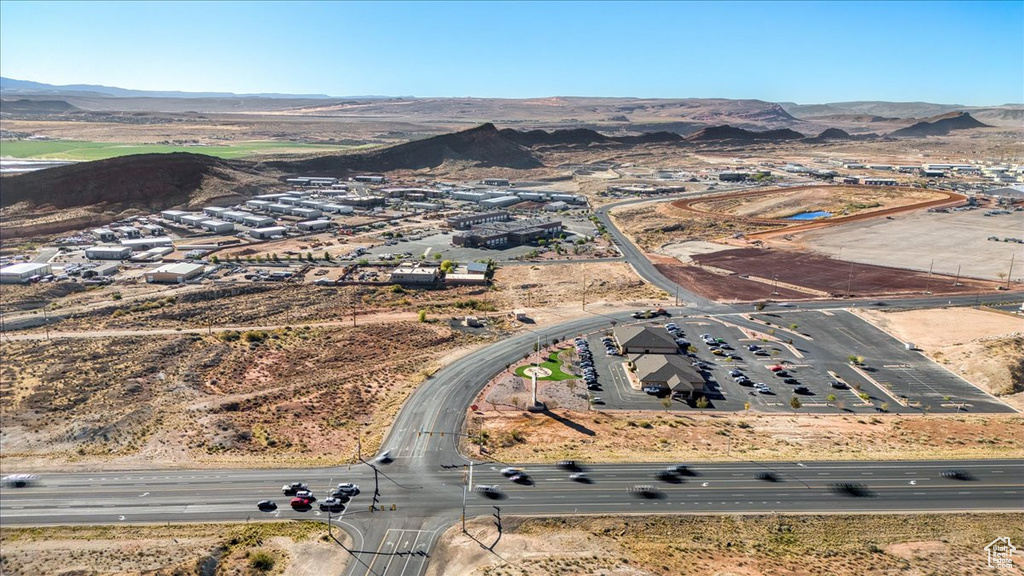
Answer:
[200,219,234,233]
[841,176,860,185]
[243,215,276,228]
[249,226,288,239]
[479,195,522,209]
[389,264,439,285]
[203,206,230,217]
[863,178,899,186]
[354,175,385,183]
[160,210,188,223]
[85,245,132,260]
[82,264,119,278]
[483,178,510,187]
[921,169,946,178]
[630,353,706,398]
[92,228,117,242]
[451,218,562,248]
[116,226,141,239]
[297,220,332,231]
[719,171,750,182]
[145,263,205,284]
[544,201,568,212]
[613,325,679,355]
[120,237,174,251]
[446,212,512,230]
[548,193,586,204]
[221,210,252,223]
[291,207,323,219]
[0,263,51,284]
[321,204,355,215]
[451,190,489,202]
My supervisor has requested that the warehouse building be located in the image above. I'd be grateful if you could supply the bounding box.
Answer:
[82,264,119,278]
[120,237,174,251]
[249,226,288,239]
[246,200,273,211]
[131,246,174,262]
[146,263,205,284]
[0,263,52,284]
[407,201,442,211]
[321,204,355,215]
[243,215,277,228]
[544,201,569,212]
[299,199,327,209]
[140,224,165,236]
[200,219,234,233]
[255,192,301,201]
[389,264,439,285]
[279,196,303,206]
[446,211,511,230]
[267,203,291,214]
[203,206,230,217]
[92,228,117,242]
[354,175,385,183]
[548,193,585,204]
[297,220,332,231]
[483,178,510,187]
[451,190,489,202]
[180,214,207,227]
[160,210,188,223]
[863,178,899,186]
[291,207,323,219]
[221,210,252,223]
[719,171,750,182]
[116,226,141,239]
[85,245,132,260]
[479,195,522,209]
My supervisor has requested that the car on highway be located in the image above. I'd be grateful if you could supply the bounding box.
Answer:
[509,473,532,485]
[940,470,974,480]
[830,482,872,497]
[290,497,313,508]
[628,485,663,499]
[294,490,316,501]
[569,472,590,483]
[557,460,583,472]
[1,474,40,488]
[501,467,524,477]
[668,464,693,476]
[754,471,778,482]
[377,450,393,463]
[319,498,345,511]
[474,485,504,499]
[334,483,360,496]
[257,500,278,511]
[282,482,309,495]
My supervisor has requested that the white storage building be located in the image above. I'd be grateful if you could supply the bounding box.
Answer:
[297,220,333,231]
[201,219,234,233]
[243,215,277,228]
[203,206,230,217]
[120,237,174,251]
[479,196,522,209]
[249,226,288,239]
[85,245,132,260]
[0,263,52,284]
[291,208,323,219]
[160,210,188,222]
[146,263,205,284]
[92,228,117,242]
[321,204,355,214]
[221,210,252,223]
[180,214,207,227]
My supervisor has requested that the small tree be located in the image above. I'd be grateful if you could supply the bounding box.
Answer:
[826,393,837,405]
[433,253,443,260]
[418,310,427,322]
[790,396,802,409]
[695,396,709,412]
[661,397,672,412]
[307,252,315,262]
[210,255,220,264]
[880,402,890,412]
[744,401,751,412]
[440,259,455,273]
[323,251,332,261]
[789,323,798,331]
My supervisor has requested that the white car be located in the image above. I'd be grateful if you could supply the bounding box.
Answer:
[335,483,360,495]
[500,467,524,477]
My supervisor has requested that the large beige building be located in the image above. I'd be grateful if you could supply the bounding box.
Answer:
[145,263,205,284]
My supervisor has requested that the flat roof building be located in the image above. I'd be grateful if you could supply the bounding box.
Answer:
[180,214,207,227]
[203,206,230,217]
[0,263,51,284]
[243,215,277,228]
[92,228,117,241]
[82,263,119,278]
[246,200,273,211]
[160,210,188,222]
[120,237,174,251]
[221,210,252,223]
[479,195,522,209]
[389,264,439,285]
[116,226,141,239]
[863,178,899,186]
[354,175,385,183]
[451,217,562,248]
[140,224,164,236]
[249,226,288,239]
[85,245,132,260]
[483,178,510,187]
[291,207,323,219]
[201,219,234,233]
[321,204,354,214]
[297,220,332,231]
[146,263,205,284]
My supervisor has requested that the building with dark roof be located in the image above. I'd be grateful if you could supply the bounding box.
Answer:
[630,353,706,398]
[452,218,562,248]
[613,325,679,355]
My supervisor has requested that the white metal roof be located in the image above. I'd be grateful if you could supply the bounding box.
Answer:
[0,262,49,274]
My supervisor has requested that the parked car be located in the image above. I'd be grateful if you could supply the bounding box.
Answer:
[794,386,810,394]
[829,381,847,389]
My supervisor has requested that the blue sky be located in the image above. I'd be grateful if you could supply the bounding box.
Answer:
[1,1,1021,104]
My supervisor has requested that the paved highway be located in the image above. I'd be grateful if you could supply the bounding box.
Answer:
[2,193,1022,576]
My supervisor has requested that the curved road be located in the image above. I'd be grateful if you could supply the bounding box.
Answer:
[3,193,1023,576]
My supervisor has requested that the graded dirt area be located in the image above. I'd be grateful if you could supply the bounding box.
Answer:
[431,514,1023,576]
[0,522,342,576]
[464,411,1024,464]
[795,208,1024,282]
[855,307,1024,410]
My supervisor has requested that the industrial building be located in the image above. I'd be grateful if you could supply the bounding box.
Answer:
[291,207,323,219]
[145,263,205,284]
[160,210,188,222]
[297,220,332,231]
[451,218,562,248]
[451,190,489,203]
[479,195,522,209]
[0,263,52,284]
[86,245,132,260]
[548,193,585,204]
[221,210,252,223]
[116,226,141,239]
[863,178,899,186]
[446,211,511,230]
[200,220,234,233]
[389,264,439,285]
[249,226,288,239]
[921,169,946,178]
[92,228,117,242]
[407,202,441,211]
[131,246,174,262]
[719,171,750,182]
[321,204,355,215]
[246,200,273,211]
[354,175,385,183]
[82,264,119,278]
[120,237,174,251]
[267,203,291,214]
[203,206,230,217]
[279,196,303,206]
[544,201,568,212]
[140,224,164,236]
[180,214,207,227]
[483,178,510,187]
[243,215,276,228]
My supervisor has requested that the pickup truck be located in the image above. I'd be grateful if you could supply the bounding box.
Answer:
[631,308,670,319]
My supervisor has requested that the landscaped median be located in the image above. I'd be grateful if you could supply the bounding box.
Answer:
[513,349,578,381]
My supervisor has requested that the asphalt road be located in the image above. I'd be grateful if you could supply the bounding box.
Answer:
[2,192,1023,576]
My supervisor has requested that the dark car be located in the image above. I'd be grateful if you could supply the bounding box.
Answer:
[629,485,663,499]
[670,464,695,476]
[754,471,778,482]
[940,470,974,480]
[656,469,683,483]
[829,381,848,389]
[793,386,811,394]
[509,473,533,485]
[557,460,583,472]
[830,482,872,497]
[783,378,799,385]
[257,500,278,511]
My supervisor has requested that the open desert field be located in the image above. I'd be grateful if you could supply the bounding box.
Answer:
[431,513,1024,576]
[796,208,1024,283]
[0,522,341,576]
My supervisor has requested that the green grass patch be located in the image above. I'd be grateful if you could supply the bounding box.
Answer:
[0,140,372,161]
[513,350,577,381]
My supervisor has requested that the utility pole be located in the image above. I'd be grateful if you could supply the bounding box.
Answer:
[924,258,934,294]
[846,262,854,298]
[953,264,962,287]
[1007,253,1015,290]
[351,289,357,327]
[674,286,679,307]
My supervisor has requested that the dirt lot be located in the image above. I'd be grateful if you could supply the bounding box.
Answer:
[653,259,811,301]
[855,307,1024,410]
[692,247,1001,298]
[431,514,1023,576]
[796,207,1024,282]
[464,411,1024,464]
[0,320,480,470]
[0,522,342,576]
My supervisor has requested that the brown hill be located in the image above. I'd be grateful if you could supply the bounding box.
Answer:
[686,125,804,141]
[498,127,613,146]
[0,153,270,212]
[887,112,991,137]
[611,131,685,144]
[0,98,81,114]
[272,123,542,175]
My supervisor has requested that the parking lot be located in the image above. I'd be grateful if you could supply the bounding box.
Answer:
[570,309,1014,415]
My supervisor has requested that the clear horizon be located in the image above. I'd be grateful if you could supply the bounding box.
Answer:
[1,1,1022,105]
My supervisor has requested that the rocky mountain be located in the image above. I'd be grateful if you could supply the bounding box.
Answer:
[686,125,805,142]
[0,99,81,114]
[887,111,991,137]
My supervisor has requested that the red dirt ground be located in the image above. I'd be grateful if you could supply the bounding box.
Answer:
[655,263,811,301]
[692,248,1003,298]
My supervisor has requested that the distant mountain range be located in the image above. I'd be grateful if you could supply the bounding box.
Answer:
[0,76,385,99]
